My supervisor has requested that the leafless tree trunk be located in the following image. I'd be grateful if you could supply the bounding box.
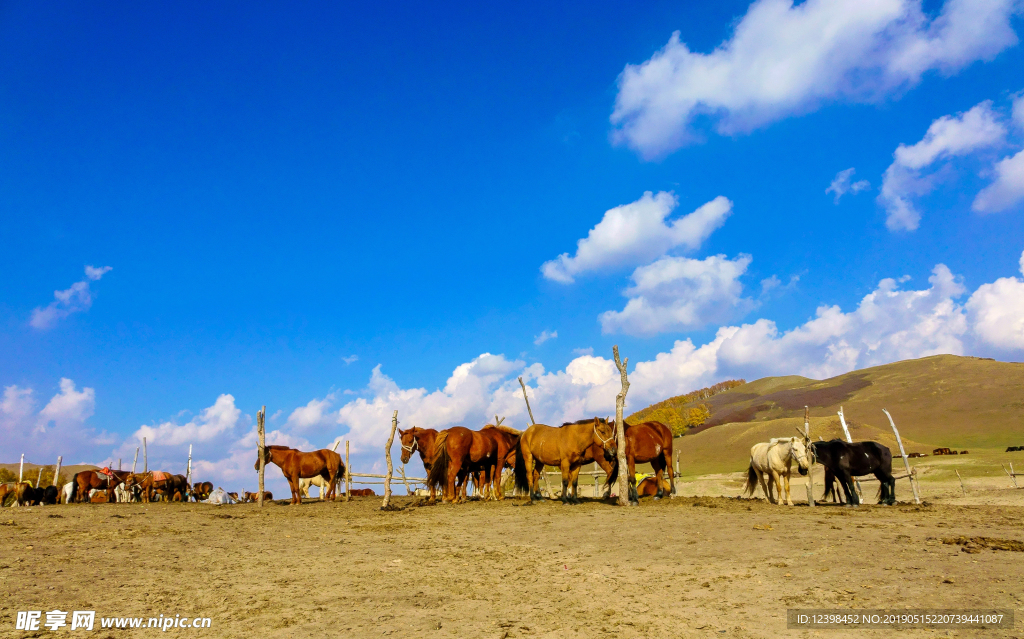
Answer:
[517,377,536,425]
[257,406,266,508]
[382,410,398,508]
[613,346,631,507]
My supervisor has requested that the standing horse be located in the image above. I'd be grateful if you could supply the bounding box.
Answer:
[513,418,617,505]
[255,446,344,505]
[71,469,131,503]
[812,440,895,506]
[398,427,441,502]
[426,427,498,503]
[604,420,675,503]
[299,475,341,500]
[124,471,186,503]
[477,424,521,500]
[742,437,811,505]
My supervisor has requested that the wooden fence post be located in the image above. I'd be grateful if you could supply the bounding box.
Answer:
[257,406,266,508]
[1004,463,1019,489]
[517,377,536,426]
[837,406,863,498]
[118,458,121,471]
[399,465,411,495]
[131,447,139,474]
[54,456,62,491]
[382,410,398,509]
[143,437,148,473]
[19,454,24,483]
[955,469,967,496]
[804,406,814,508]
[613,346,631,507]
[883,409,920,504]
[36,466,43,488]
[345,441,351,502]
[186,444,193,491]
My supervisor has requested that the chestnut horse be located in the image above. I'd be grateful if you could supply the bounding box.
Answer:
[242,491,273,502]
[255,445,344,505]
[190,481,214,501]
[123,471,188,503]
[607,420,675,504]
[478,425,521,500]
[426,427,498,503]
[398,427,441,502]
[514,418,617,505]
[71,469,131,503]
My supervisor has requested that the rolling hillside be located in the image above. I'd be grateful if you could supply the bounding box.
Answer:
[626,355,1024,476]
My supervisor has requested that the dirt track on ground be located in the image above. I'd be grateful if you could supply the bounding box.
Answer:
[3,490,1024,638]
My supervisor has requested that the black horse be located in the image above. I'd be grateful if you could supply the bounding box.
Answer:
[812,440,895,505]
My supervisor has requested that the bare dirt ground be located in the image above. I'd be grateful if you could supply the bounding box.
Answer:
[2,481,1023,639]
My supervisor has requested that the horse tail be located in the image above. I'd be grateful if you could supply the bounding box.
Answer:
[513,439,530,494]
[605,455,619,489]
[742,463,757,497]
[426,432,449,490]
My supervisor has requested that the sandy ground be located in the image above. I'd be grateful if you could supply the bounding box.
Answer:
[2,477,1023,639]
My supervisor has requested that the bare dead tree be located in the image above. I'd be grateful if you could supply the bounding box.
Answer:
[613,346,631,507]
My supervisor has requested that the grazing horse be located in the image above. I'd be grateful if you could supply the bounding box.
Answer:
[299,475,342,500]
[812,440,895,506]
[742,437,811,506]
[514,418,617,505]
[604,420,675,503]
[71,469,131,503]
[398,427,441,502]
[426,427,499,503]
[255,446,344,505]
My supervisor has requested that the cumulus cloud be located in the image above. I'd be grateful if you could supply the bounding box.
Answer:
[533,330,558,346]
[879,100,1007,230]
[826,168,871,203]
[30,265,114,329]
[611,0,1021,158]
[285,393,338,431]
[132,394,241,448]
[965,249,1024,349]
[599,254,755,336]
[342,355,359,365]
[972,148,1024,213]
[540,193,732,283]
[37,378,95,432]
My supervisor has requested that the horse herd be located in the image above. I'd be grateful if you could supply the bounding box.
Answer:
[2,418,901,509]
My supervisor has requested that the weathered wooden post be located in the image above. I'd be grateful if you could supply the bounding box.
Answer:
[36,466,44,488]
[186,444,193,489]
[131,447,139,474]
[837,406,863,497]
[883,409,920,504]
[143,437,148,473]
[345,441,351,503]
[399,465,411,495]
[517,377,536,426]
[18,454,24,483]
[118,458,121,471]
[1005,463,1019,489]
[612,346,631,507]
[53,456,62,490]
[382,410,398,509]
[955,469,967,496]
[804,406,814,508]
[257,406,266,508]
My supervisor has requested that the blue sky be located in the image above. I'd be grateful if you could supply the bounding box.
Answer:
[2,1,1023,490]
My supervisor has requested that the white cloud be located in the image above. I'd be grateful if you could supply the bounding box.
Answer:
[541,193,732,283]
[133,394,241,447]
[342,355,359,365]
[30,265,114,329]
[285,393,338,431]
[965,250,1024,349]
[533,330,558,345]
[972,148,1024,213]
[1,385,35,426]
[611,0,1021,158]
[37,378,96,431]
[826,168,870,203]
[879,100,1007,230]
[599,254,754,336]
[572,347,594,357]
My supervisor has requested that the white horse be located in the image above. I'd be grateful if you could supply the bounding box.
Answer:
[299,475,342,500]
[742,437,811,506]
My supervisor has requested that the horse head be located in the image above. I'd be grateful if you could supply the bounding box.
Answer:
[789,437,811,475]
[399,428,418,464]
[592,417,617,461]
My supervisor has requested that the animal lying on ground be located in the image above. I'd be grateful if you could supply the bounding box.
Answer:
[242,491,273,502]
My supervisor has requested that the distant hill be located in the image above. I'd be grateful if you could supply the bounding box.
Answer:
[626,355,1024,476]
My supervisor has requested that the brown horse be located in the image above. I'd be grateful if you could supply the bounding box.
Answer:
[255,445,344,505]
[478,425,521,500]
[426,427,499,503]
[190,481,214,501]
[71,469,131,503]
[124,471,188,503]
[514,418,617,504]
[607,420,675,504]
[242,491,273,502]
[399,427,441,502]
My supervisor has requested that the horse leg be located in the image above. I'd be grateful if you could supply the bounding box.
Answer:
[783,470,794,506]
[627,455,639,505]
[838,470,857,506]
[767,469,780,505]
[651,458,665,500]
[568,464,583,504]
[559,460,572,505]
[756,469,770,503]
[287,475,301,505]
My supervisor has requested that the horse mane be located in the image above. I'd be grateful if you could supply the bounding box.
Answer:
[483,424,522,436]
[560,417,608,427]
